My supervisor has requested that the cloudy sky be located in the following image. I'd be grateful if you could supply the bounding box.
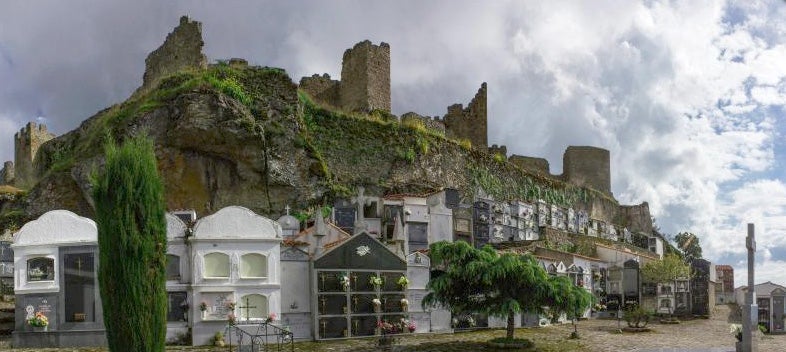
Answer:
[2,1,785,286]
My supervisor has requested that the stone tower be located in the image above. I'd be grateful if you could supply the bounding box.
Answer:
[14,122,55,188]
[339,40,391,113]
[0,161,14,185]
[444,83,488,150]
[138,16,207,94]
[561,146,611,195]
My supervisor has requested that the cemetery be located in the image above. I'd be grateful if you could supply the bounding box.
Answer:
[0,15,765,351]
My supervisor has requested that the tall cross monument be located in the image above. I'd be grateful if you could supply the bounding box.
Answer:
[742,223,757,352]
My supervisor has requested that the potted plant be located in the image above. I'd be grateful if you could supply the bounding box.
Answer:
[199,301,208,319]
[213,331,225,347]
[27,311,49,332]
[397,275,409,290]
[730,323,742,352]
[369,275,383,290]
[227,313,237,326]
[339,273,351,291]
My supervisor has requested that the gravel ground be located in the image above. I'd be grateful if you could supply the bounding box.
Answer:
[1,304,782,351]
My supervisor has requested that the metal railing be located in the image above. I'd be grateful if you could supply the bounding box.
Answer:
[225,321,294,352]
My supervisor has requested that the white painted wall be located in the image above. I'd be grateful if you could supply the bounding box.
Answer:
[12,210,96,294]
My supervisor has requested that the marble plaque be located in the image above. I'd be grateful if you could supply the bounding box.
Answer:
[281,312,312,339]
[407,290,427,312]
[202,292,233,320]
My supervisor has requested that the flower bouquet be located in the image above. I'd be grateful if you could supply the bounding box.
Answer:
[397,275,409,289]
[28,311,48,331]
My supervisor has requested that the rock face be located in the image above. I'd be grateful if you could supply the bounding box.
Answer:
[28,66,310,220]
[0,16,652,238]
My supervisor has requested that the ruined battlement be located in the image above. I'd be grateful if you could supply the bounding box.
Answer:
[300,73,340,107]
[561,146,611,195]
[400,112,446,134]
[340,40,390,113]
[12,122,54,188]
[0,161,14,185]
[509,155,551,176]
[488,144,507,157]
[619,202,653,234]
[138,16,207,94]
[444,82,487,150]
[300,40,390,113]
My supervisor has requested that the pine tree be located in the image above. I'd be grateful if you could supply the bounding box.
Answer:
[92,136,167,351]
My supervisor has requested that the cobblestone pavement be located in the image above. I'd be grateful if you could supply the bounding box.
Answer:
[1,304,783,351]
[566,304,780,352]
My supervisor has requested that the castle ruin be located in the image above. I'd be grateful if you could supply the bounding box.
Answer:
[137,16,208,94]
[0,122,55,188]
[300,40,391,113]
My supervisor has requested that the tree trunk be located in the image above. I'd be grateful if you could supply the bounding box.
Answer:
[507,309,515,339]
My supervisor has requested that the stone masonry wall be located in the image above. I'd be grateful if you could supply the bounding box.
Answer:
[400,112,446,134]
[139,16,207,93]
[619,202,653,234]
[561,146,611,195]
[0,161,14,185]
[340,40,391,112]
[488,144,507,157]
[14,122,54,188]
[509,155,551,176]
[299,73,340,107]
[444,82,487,150]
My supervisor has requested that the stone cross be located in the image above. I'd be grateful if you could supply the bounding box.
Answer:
[239,297,257,322]
[285,204,291,216]
[743,223,757,352]
[352,187,371,234]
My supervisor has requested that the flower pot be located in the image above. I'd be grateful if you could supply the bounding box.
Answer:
[32,326,48,332]
[201,311,207,320]
[735,341,742,352]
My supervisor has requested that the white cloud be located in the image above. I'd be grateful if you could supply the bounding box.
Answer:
[1,0,786,284]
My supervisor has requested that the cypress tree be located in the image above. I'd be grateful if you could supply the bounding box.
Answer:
[92,136,167,351]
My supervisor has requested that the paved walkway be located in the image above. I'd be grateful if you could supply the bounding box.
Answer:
[1,304,782,351]
[565,304,777,352]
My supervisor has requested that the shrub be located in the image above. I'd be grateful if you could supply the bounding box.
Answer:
[623,305,652,328]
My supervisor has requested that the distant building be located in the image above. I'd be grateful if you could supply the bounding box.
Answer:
[734,282,786,334]
[715,265,734,304]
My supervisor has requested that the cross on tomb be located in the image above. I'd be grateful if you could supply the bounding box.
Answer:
[285,204,291,216]
[238,297,257,322]
[75,257,83,276]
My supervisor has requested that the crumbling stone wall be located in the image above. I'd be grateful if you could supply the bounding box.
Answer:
[444,83,487,150]
[619,202,653,234]
[139,16,207,93]
[509,155,551,176]
[561,146,611,195]
[400,112,446,134]
[339,40,391,112]
[14,122,55,188]
[488,144,507,157]
[300,73,340,107]
[0,161,14,185]
[300,40,390,113]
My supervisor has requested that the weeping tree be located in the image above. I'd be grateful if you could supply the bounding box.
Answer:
[423,241,553,341]
[546,275,593,338]
[92,136,167,351]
